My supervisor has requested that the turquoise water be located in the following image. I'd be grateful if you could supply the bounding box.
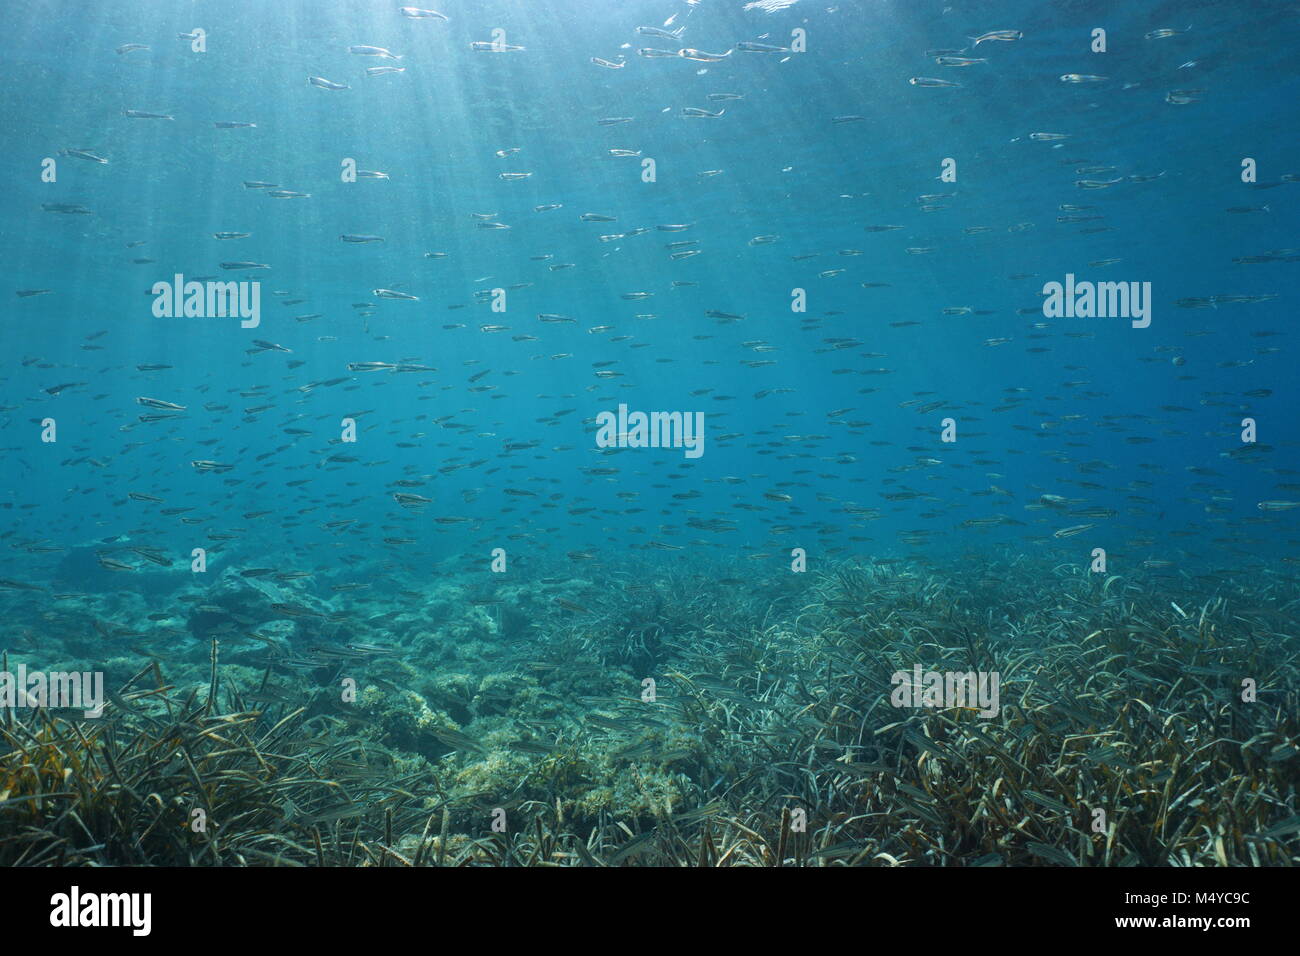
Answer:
[5,1,1298,572]
[1,1,1298,866]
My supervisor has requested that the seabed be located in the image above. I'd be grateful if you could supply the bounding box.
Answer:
[1,553,1295,866]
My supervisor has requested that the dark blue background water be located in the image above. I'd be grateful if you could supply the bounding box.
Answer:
[3,0,1298,585]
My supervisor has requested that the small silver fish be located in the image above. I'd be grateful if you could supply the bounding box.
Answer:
[1145,26,1190,40]
[400,7,448,19]
[349,45,401,59]
[59,148,108,164]
[308,76,349,91]
[637,25,684,41]
[969,29,1022,44]
[679,48,731,62]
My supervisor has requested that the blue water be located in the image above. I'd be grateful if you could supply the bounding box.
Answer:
[3,0,1299,582]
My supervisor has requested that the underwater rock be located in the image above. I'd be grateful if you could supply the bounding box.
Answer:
[52,544,183,597]
[185,569,331,640]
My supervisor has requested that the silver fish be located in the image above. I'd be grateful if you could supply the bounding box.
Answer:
[399,7,448,19]
[308,76,349,91]
[59,148,108,164]
[349,45,401,59]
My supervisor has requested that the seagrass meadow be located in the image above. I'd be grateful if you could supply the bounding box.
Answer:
[4,0,1300,872]
[1,554,1296,866]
